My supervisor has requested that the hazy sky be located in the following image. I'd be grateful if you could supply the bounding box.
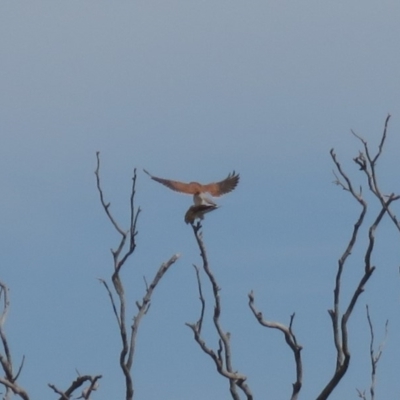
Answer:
[1,1,400,399]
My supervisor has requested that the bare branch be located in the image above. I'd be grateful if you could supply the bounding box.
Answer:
[95,154,179,400]
[192,265,206,333]
[13,355,25,382]
[357,388,367,400]
[373,113,391,164]
[0,377,29,400]
[331,149,365,201]
[0,282,30,400]
[342,196,395,329]
[116,168,142,271]
[127,254,180,370]
[328,150,367,373]
[78,374,102,400]
[351,116,400,232]
[319,201,370,397]
[95,152,126,237]
[48,384,68,400]
[186,224,252,400]
[318,117,398,400]
[129,170,141,251]
[248,291,302,400]
[355,305,389,400]
[98,278,121,328]
[366,305,388,400]
[95,154,140,399]
[0,283,12,381]
[48,375,102,400]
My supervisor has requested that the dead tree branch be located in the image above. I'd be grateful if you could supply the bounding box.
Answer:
[356,388,368,400]
[95,153,179,400]
[48,374,102,400]
[192,265,205,333]
[356,305,388,400]
[0,282,29,400]
[186,223,252,400]
[316,118,399,400]
[352,115,400,232]
[248,291,302,400]
[127,253,180,370]
[366,305,388,400]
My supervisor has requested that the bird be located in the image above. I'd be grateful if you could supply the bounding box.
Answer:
[143,169,239,206]
[184,204,219,224]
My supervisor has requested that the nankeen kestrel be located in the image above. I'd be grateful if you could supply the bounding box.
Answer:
[143,169,239,206]
[184,204,219,224]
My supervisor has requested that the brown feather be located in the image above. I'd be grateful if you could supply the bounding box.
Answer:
[143,169,198,194]
[144,169,239,197]
[202,171,240,197]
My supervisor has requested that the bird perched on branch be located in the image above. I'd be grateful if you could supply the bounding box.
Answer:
[143,169,239,206]
[184,204,219,224]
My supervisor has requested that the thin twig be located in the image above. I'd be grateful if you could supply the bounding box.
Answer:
[95,152,126,237]
[98,279,121,328]
[356,388,367,400]
[372,114,391,164]
[192,265,206,333]
[127,254,180,370]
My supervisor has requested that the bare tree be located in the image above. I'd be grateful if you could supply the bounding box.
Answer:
[95,153,179,400]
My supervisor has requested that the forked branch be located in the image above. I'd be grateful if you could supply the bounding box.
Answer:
[186,223,252,400]
[248,291,302,400]
[356,305,388,400]
[48,374,102,400]
[127,253,180,370]
[95,153,179,400]
[95,152,140,270]
[317,117,399,400]
[352,115,400,232]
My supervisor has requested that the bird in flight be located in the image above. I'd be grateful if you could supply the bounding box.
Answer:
[184,204,219,224]
[143,169,239,206]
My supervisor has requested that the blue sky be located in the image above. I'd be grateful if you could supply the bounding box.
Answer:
[1,1,400,399]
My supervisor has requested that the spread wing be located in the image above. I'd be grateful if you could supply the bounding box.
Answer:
[143,169,198,194]
[202,171,240,197]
